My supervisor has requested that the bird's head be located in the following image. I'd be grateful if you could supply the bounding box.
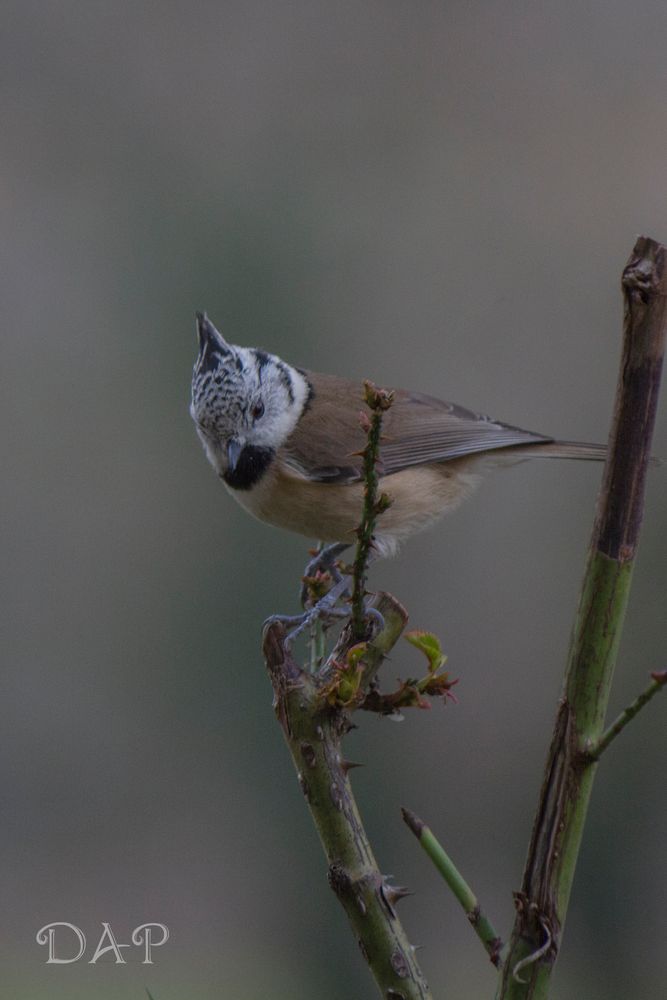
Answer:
[190,313,309,489]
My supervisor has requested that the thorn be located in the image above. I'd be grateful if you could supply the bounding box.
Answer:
[380,878,413,918]
[341,759,364,775]
[384,884,413,907]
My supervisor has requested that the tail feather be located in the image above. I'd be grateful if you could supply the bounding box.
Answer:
[526,440,607,461]
[523,440,662,465]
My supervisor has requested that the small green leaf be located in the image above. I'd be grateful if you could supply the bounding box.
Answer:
[346,642,369,669]
[404,630,447,673]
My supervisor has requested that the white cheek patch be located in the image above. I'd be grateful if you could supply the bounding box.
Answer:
[273,368,310,441]
[252,364,310,450]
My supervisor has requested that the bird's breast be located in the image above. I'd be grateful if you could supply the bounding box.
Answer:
[223,455,483,552]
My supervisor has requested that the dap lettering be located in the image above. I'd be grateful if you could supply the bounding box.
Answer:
[35,922,169,964]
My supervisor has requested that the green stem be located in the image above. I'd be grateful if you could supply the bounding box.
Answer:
[498,235,667,999]
[586,670,667,760]
[402,808,503,967]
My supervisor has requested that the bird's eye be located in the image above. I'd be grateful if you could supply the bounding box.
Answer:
[251,400,265,421]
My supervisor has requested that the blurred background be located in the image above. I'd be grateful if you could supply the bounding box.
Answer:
[2,2,667,998]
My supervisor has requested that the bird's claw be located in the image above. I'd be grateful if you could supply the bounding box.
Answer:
[266,576,351,650]
[364,606,385,634]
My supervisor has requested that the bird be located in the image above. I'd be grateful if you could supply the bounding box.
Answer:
[190,313,606,567]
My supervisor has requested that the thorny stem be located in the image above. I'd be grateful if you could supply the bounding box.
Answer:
[263,596,432,1000]
[402,808,503,968]
[351,382,394,640]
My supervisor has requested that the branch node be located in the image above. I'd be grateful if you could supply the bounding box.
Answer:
[585,668,667,761]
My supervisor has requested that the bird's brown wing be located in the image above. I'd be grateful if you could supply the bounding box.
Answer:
[380,389,553,474]
[282,371,553,483]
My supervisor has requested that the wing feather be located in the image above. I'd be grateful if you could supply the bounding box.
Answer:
[282,372,553,483]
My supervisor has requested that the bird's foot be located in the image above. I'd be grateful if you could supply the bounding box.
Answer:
[265,577,351,649]
[264,583,386,655]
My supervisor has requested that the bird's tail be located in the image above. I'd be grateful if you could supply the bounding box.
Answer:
[524,440,608,461]
[522,440,662,465]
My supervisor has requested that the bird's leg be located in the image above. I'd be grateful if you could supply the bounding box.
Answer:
[264,542,386,654]
[300,542,350,608]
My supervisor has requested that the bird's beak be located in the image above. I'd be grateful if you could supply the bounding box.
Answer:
[227,438,243,473]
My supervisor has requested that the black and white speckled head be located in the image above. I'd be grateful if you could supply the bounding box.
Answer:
[190,313,310,490]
